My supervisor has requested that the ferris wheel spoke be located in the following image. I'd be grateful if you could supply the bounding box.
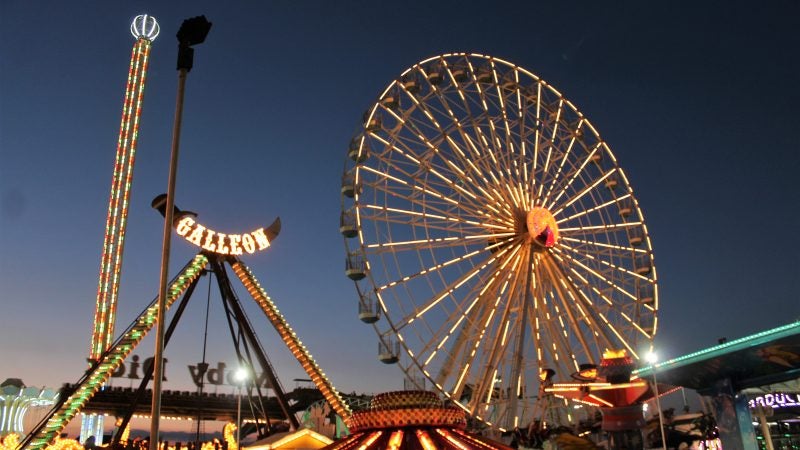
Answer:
[402,95,522,212]
[432,279,497,395]
[535,287,581,377]
[556,193,631,224]
[454,124,517,210]
[492,75,515,159]
[433,64,528,209]
[536,256,596,365]
[531,82,543,174]
[559,221,643,234]
[464,248,529,415]
[396,83,444,131]
[475,64,517,181]
[517,87,541,208]
[439,251,523,404]
[417,265,504,370]
[441,58,469,103]
[557,266,656,341]
[421,132,514,211]
[359,163,503,224]
[358,197,513,232]
[560,236,648,256]
[357,215,509,240]
[364,232,516,254]
[426,76,515,190]
[540,122,585,208]
[444,246,521,398]
[556,227,642,247]
[542,256,624,356]
[359,195,480,226]
[376,244,514,308]
[462,130,510,193]
[542,142,603,211]
[368,132,507,214]
[424,246,522,395]
[528,261,548,370]
[465,58,493,114]
[549,251,651,349]
[549,249,638,305]
[359,156,510,225]
[552,244,636,293]
[549,167,617,216]
[555,242,654,283]
[468,101,527,207]
[541,255,616,357]
[537,101,565,192]
[548,99,564,143]
[389,240,522,332]
[453,109,500,170]
[362,171,514,225]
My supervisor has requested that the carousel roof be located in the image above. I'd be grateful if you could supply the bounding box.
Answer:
[321,391,513,450]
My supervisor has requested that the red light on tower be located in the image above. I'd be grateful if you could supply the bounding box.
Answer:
[90,15,159,362]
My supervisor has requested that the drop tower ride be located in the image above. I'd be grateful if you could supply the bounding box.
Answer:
[83,15,159,444]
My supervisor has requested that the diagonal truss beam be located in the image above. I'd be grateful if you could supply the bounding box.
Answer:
[22,254,208,450]
[231,260,353,420]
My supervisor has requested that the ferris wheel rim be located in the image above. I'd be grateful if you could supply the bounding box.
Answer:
[341,53,658,431]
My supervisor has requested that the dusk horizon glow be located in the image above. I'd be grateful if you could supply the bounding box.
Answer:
[1,0,799,440]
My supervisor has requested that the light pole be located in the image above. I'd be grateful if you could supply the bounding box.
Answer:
[150,16,211,450]
[234,367,249,450]
[646,351,667,450]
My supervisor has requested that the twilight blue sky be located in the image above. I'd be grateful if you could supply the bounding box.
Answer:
[1,0,799,402]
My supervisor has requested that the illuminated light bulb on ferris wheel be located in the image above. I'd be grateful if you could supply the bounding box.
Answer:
[130,14,160,41]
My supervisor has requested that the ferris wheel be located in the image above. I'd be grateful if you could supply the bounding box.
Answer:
[339,53,658,431]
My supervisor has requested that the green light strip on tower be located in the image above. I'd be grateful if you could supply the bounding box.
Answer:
[28,254,207,450]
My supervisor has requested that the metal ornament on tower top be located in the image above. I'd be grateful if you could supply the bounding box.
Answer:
[130,14,160,41]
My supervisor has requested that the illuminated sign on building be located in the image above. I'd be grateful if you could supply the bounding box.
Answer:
[175,216,272,255]
[749,392,800,409]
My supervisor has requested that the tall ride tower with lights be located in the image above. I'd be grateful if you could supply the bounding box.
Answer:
[83,15,159,444]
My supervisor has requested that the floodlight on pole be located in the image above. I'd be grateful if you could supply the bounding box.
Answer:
[150,15,212,450]
[646,351,667,450]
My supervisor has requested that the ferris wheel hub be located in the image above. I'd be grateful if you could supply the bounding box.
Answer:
[526,207,559,248]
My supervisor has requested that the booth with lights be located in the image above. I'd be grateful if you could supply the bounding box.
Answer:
[636,322,800,450]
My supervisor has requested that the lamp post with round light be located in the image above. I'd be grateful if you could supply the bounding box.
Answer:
[234,367,249,449]
[646,351,667,450]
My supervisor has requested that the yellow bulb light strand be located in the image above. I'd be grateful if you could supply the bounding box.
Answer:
[91,36,153,360]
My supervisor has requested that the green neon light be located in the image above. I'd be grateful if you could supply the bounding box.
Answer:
[27,254,207,450]
[635,321,800,376]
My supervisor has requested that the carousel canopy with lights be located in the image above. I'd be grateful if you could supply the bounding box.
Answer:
[323,391,514,449]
